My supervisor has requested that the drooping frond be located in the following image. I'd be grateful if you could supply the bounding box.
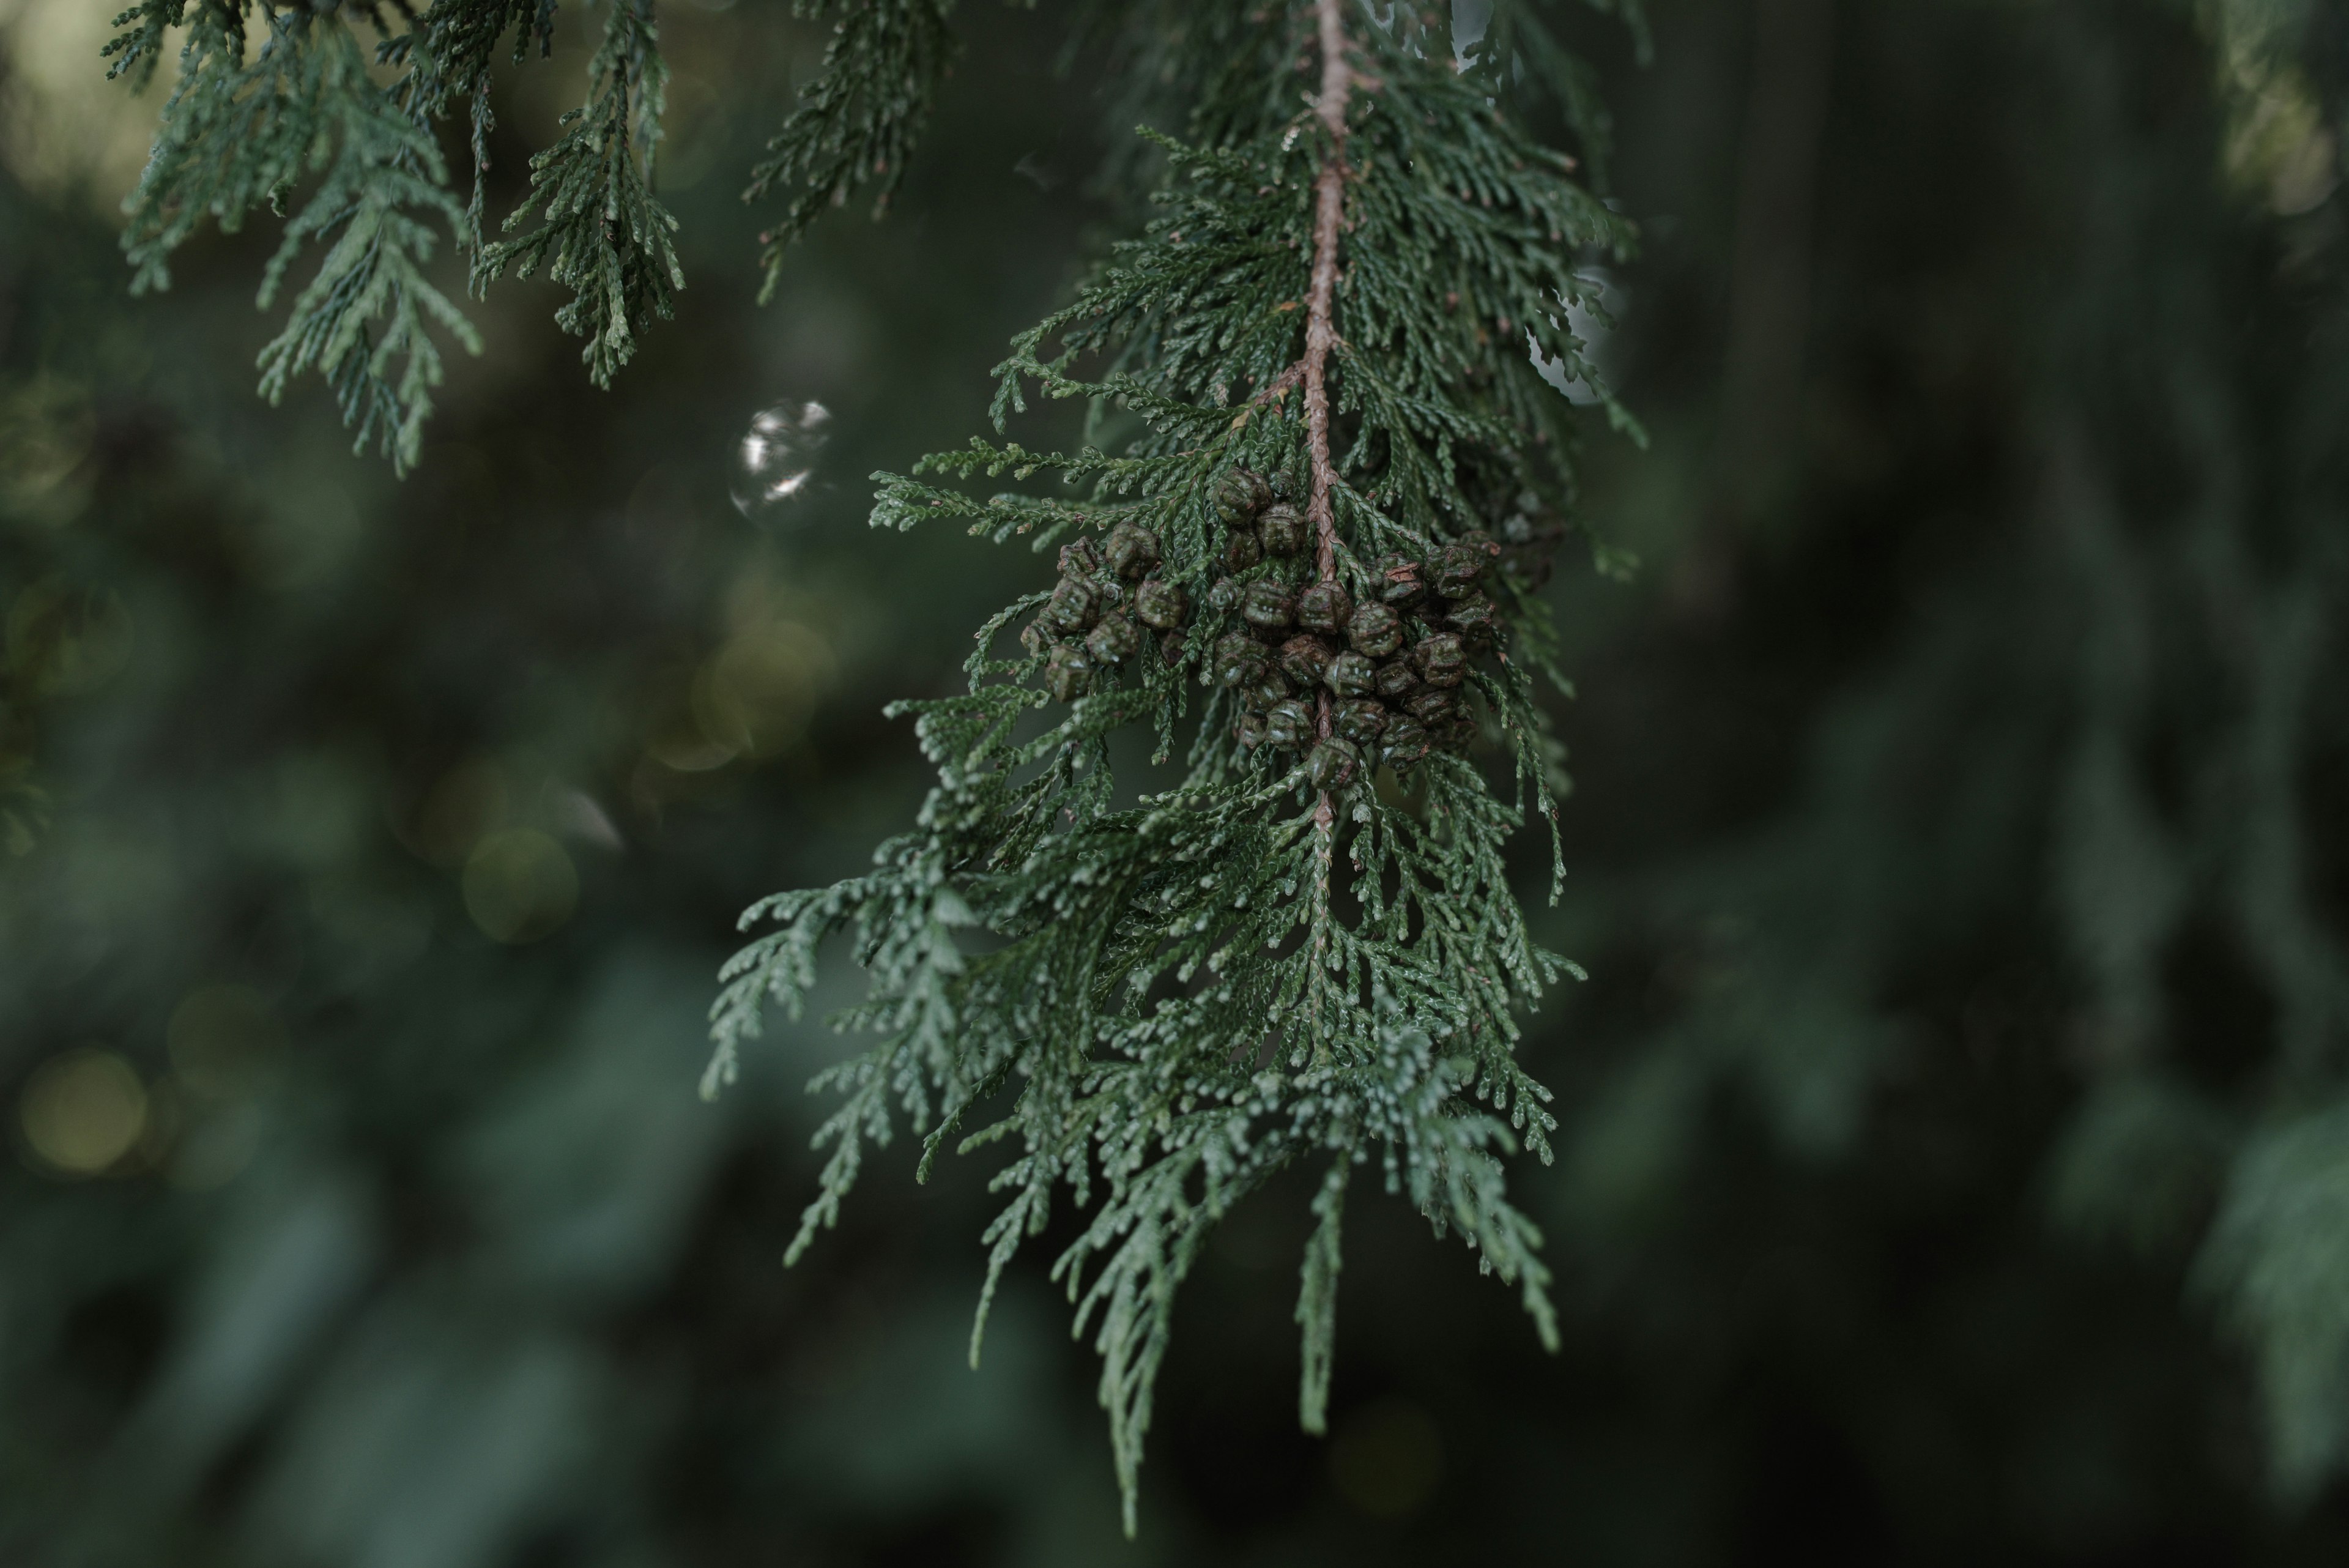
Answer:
[741,0,960,302]
[478,0,684,387]
[708,0,1635,1531]
[121,5,482,474]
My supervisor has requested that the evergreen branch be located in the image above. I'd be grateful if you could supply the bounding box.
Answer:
[1294,1153,1348,1433]
[112,0,577,469]
[713,0,1636,1528]
[480,0,684,386]
[1296,0,1355,1111]
[120,6,483,475]
[101,0,188,89]
[743,0,959,302]
[1466,1,1655,188]
[378,0,560,263]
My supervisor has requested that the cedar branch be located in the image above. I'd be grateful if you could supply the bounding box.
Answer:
[1305,0,1356,999]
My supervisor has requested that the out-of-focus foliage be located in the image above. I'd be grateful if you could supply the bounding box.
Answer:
[100,0,965,467]
[742,0,956,302]
[4,0,2349,1562]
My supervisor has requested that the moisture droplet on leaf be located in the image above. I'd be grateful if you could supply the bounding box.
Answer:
[730,401,831,518]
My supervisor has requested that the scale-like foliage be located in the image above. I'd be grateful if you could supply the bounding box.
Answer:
[108,0,1643,1526]
[705,0,1635,1529]
[478,0,682,385]
[117,1,483,473]
[742,0,959,302]
[106,0,1642,467]
[109,0,661,465]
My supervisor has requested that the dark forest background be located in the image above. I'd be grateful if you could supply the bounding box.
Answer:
[4,0,2348,1562]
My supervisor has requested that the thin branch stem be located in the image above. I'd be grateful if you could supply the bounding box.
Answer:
[1304,0,1356,1006]
[1252,361,1305,406]
[1304,0,1354,595]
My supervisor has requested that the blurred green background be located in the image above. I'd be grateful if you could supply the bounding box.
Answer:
[4,0,2348,1561]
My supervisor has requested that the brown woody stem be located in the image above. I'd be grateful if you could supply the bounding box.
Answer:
[1304,0,1353,594]
[1305,0,1356,793]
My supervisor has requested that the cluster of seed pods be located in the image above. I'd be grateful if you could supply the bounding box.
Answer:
[1204,466,1503,790]
[1014,469,1509,795]
[1020,522,1191,700]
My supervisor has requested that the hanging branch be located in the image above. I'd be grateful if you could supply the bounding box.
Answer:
[707,0,1641,1533]
[478,0,683,387]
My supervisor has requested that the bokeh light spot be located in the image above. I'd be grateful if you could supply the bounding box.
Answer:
[0,379,95,523]
[1329,1399,1444,1520]
[6,576,135,696]
[21,1047,147,1176]
[462,828,579,944]
[691,620,833,758]
[165,1102,262,1192]
[414,759,510,868]
[646,713,738,773]
[167,984,288,1098]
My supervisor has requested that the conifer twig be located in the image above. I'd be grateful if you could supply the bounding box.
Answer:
[1252,361,1305,406]
[1305,0,1357,883]
[1304,0,1355,595]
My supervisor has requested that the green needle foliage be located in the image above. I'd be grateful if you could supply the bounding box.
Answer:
[742,0,959,303]
[477,0,682,387]
[59,0,2349,1550]
[701,0,1641,1528]
[108,0,659,471]
[102,0,1637,484]
[109,0,1644,1511]
[114,0,483,473]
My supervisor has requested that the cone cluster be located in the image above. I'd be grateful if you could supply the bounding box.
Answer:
[1206,466,1504,788]
[1022,523,1190,701]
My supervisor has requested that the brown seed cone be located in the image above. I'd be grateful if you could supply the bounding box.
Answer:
[1135,577,1189,630]
[1242,579,1297,630]
[1414,631,1466,688]
[1221,527,1263,574]
[1375,553,1427,609]
[1325,651,1378,699]
[1445,592,1501,645]
[1045,576,1102,633]
[1214,631,1268,688]
[1045,642,1090,702]
[1213,467,1273,524]
[1381,715,1431,770]
[1104,521,1161,580]
[1405,685,1457,724]
[1297,580,1353,635]
[1259,502,1310,555]
[1348,600,1403,657]
[1307,737,1362,791]
[1277,634,1336,687]
[1335,698,1389,745]
[1086,613,1140,664]
[1264,697,1315,751]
